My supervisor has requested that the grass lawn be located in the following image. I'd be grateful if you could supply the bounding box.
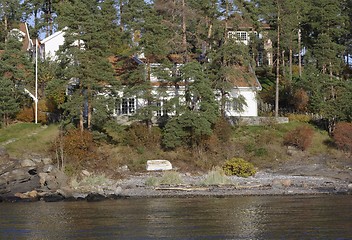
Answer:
[0,123,59,158]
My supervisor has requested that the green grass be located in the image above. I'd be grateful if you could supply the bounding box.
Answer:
[0,123,59,158]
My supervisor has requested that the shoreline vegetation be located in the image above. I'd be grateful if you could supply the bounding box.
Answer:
[0,122,351,202]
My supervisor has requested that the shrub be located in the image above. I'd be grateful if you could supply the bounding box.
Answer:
[201,167,232,185]
[145,171,183,186]
[292,89,309,112]
[16,100,48,124]
[124,123,161,149]
[160,171,183,185]
[213,117,233,143]
[145,176,160,186]
[287,114,312,123]
[333,122,352,153]
[52,128,98,168]
[223,158,256,177]
[283,125,314,150]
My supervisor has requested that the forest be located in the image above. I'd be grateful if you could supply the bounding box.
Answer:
[0,0,351,163]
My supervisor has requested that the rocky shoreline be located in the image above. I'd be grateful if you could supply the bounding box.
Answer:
[1,147,351,203]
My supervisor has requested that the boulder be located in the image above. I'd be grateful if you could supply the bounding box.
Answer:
[0,147,9,159]
[42,157,53,165]
[86,193,106,202]
[20,159,36,168]
[146,160,172,171]
[43,164,54,173]
[42,194,65,202]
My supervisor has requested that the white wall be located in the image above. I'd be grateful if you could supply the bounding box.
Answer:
[225,88,258,117]
[41,31,65,60]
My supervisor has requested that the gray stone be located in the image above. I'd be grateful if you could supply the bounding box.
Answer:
[43,164,55,173]
[81,170,91,177]
[20,159,36,168]
[118,165,129,172]
[146,160,172,171]
[0,147,9,158]
[42,158,52,165]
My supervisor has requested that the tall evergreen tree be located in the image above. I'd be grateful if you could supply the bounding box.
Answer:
[56,0,118,131]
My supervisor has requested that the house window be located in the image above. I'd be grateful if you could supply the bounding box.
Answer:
[156,100,168,117]
[236,31,248,41]
[118,98,135,115]
[257,51,263,66]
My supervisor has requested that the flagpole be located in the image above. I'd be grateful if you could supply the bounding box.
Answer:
[35,39,38,124]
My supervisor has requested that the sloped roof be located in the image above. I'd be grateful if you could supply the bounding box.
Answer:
[225,65,261,89]
[14,23,33,52]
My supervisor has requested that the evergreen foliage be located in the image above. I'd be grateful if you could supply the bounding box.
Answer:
[1,0,352,148]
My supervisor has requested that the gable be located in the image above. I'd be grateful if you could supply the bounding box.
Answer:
[225,65,261,90]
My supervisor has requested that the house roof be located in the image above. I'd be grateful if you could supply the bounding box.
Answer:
[40,28,66,44]
[11,23,33,52]
[225,65,262,90]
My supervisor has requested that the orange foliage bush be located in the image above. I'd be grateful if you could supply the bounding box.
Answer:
[333,122,352,152]
[52,129,98,165]
[292,89,309,112]
[16,100,48,123]
[283,125,314,150]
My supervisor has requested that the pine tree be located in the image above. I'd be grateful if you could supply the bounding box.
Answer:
[0,77,20,126]
[56,0,118,131]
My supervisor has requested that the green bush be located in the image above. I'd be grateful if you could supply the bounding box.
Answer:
[223,158,256,177]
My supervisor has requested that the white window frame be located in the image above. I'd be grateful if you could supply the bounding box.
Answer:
[118,97,135,115]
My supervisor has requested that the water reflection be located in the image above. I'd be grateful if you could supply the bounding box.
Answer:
[0,195,351,239]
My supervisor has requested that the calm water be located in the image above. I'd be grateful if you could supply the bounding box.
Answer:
[0,195,351,240]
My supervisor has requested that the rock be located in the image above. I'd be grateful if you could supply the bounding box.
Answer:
[27,190,38,198]
[15,192,29,199]
[38,172,48,187]
[81,170,91,177]
[56,187,73,198]
[146,160,172,171]
[42,194,65,202]
[39,169,68,191]
[20,159,36,168]
[272,179,291,189]
[118,165,129,172]
[348,183,352,193]
[42,158,53,165]
[86,193,106,202]
[287,146,302,156]
[72,192,88,199]
[43,164,55,173]
[0,147,9,158]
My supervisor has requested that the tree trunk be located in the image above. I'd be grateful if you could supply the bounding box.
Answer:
[4,15,8,43]
[275,1,280,118]
[289,48,293,82]
[182,0,187,62]
[282,50,285,77]
[87,94,91,130]
[298,27,302,77]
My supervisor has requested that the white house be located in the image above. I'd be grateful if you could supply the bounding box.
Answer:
[41,27,263,123]
[226,15,273,67]
[40,29,66,60]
